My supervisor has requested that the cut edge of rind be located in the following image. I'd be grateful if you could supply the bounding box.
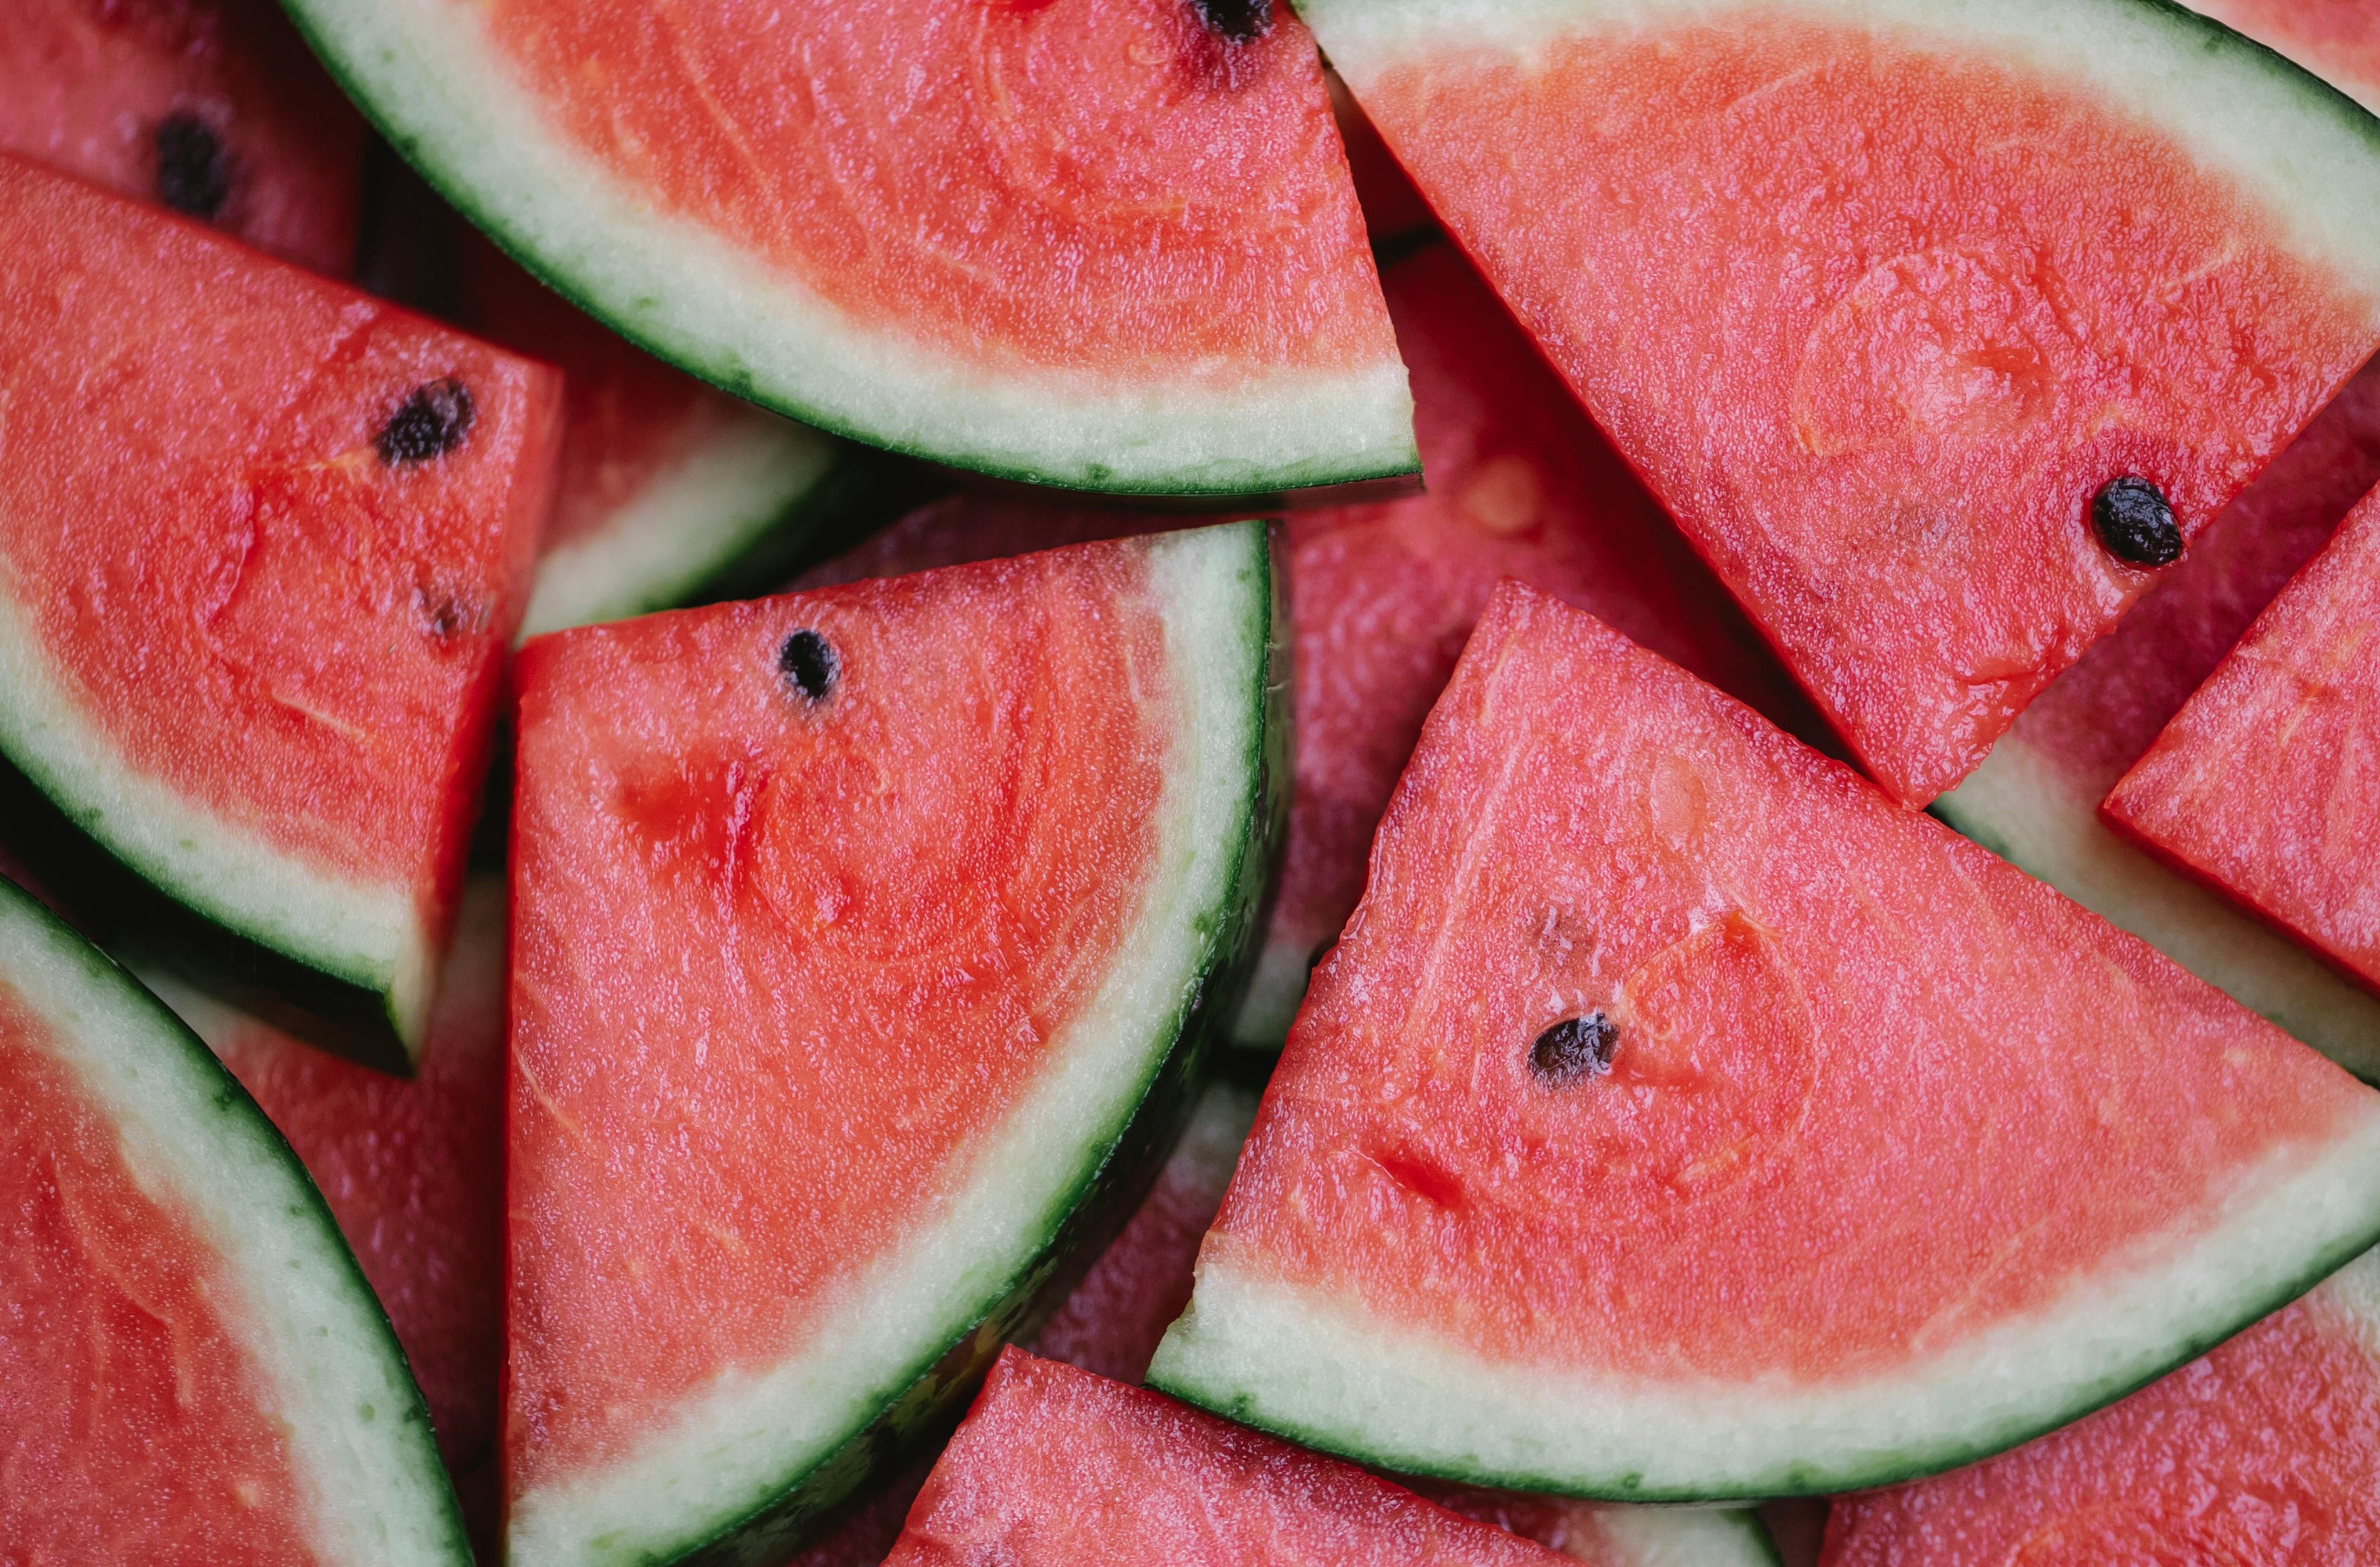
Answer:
[0,875,468,1564]
[503,520,1285,1566]
[277,0,1420,496]
[1147,1116,2380,1499]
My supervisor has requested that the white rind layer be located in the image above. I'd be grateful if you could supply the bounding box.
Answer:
[0,568,433,1049]
[0,881,465,1565]
[1148,1118,2380,1497]
[507,521,1275,1566]
[1303,0,2380,324]
[280,0,1417,495]
[516,408,848,641]
[1937,737,2380,1081]
[1595,1509,1783,1567]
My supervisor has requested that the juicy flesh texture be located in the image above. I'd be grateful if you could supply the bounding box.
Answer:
[1349,10,2377,805]
[461,236,736,557]
[882,1349,1571,1567]
[1822,1277,2380,1565]
[479,0,1395,383]
[2193,0,2380,112]
[0,0,363,273]
[508,545,1170,1490]
[805,243,1819,1013]
[2003,360,2380,798]
[205,886,507,1469]
[0,985,315,1564]
[2105,490,2380,994]
[0,157,558,904]
[1205,583,2375,1382]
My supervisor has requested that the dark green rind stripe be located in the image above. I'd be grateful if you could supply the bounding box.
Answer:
[0,875,469,1559]
[276,2,1417,500]
[0,745,419,1076]
[583,521,1287,1566]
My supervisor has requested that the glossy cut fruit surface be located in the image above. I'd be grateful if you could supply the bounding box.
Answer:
[2105,487,2380,996]
[282,0,1416,495]
[1151,582,2380,1499]
[0,154,560,1067]
[506,524,1283,1565]
[1306,0,2380,804]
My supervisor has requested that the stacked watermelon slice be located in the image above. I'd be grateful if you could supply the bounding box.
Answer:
[8,0,2380,1563]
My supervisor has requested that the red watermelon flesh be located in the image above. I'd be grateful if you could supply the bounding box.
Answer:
[1325,67,1434,245]
[0,0,363,273]
[1311,0,2380,806]
[145,880,508,1472]
[804,241,1821,1043]
[2193,0,2380,111]
[2104,486,2380,994]
[0,985,314,1563]
[0,154,561,1060]
[1822,1246,2380,1565]
[1151,581,2380,1497]
[884,1348,1572,1567]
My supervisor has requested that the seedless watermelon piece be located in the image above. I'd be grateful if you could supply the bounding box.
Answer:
[1822,1243,2380,1563]
[1150,581,2380,1498]
[454,238,879,641]
[888,1349,1696,1567]
[142,878,508,1474]
[280,0,1415,497]
[803,242,1819,1048]
[1308,0,2380,806]
[0,0,364,273]
[0,154,561,1071]
[2190,0,2380,112]
[0,874,467,1563]
[2103,487,2380,996]
[1935,361,2380,1080]
[506,522,1284,1566]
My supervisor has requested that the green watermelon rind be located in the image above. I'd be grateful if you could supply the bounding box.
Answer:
[274,1,1420,500]
[515,412,888,642]
[0,638,434,1075]
[1935,736,2380,1082]
[1147,1128,2380,1499]
[504,520,1289,1567]
[0,874,469,1563]
[1597,1508,1785,1567]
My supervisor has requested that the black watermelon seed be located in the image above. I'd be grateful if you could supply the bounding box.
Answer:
[155,111,232,219]
[375,379,476,467]
[1530,1012,1618,1085]
[2092,476,2182,568]
[1191,0,1272,44]
[779,629,838,704]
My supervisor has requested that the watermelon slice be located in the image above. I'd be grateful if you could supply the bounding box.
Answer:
[1306,0,2380,806]
[506,522,1283,1564]
[1149,581,2380,1499]
[0,153,561,1072]
[804,241,1819,1047]
[140,877,508,1476]
[280,0,1414,497]
[885,1349,1778,1567]
[1822,1243,2380,1563]
[1936,359,2380,1080]
[455,237,880,641]
[2102,486,2380,997]
[0,872,468,1562]
[2190,0,2380,112]
[0,0,364,274]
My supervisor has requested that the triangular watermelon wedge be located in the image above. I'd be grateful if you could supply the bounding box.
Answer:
[1823,1243,2380,1561]
[1149,581,2380,1499]
[0,872,468,1563]
[1306,0,2380,806]
[280,0,1416,498]
[506,523,1283,1564]
[885,1348,1781,1567]
[0,153,560,1072]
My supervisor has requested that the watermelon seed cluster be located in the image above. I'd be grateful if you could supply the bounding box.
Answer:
[376,378,477,467]
[2091,475,2182,567]
[780,628,840,704]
